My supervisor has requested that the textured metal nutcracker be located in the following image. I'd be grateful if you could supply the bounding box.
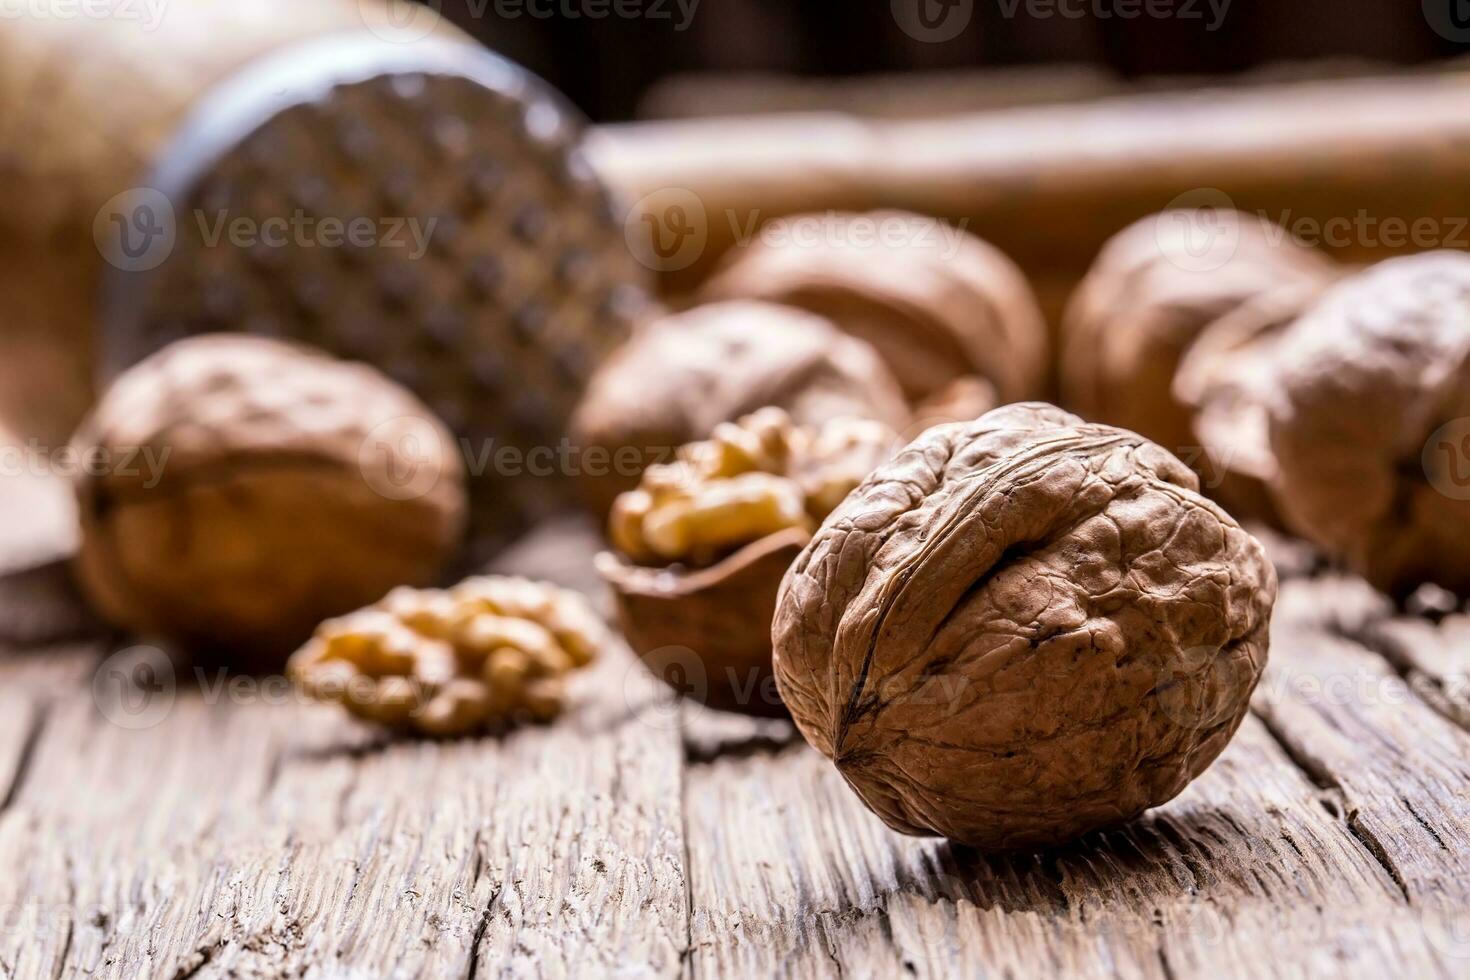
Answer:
[99,33,651,551]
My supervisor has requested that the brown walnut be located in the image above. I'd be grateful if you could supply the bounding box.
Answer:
[701,210,1048,405]
[599,409,896,716]
[1171,281,1328,529]
[72,334,466,664]
[570,300,908,516]
[1060,209,1335,457]
[1242,253,1470,596]
[773,402,1275,851]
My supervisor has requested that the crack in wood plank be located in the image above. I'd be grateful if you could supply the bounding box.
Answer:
[0,704,47,816]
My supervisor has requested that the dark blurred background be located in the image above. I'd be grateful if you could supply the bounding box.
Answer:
[435,0,1466,121]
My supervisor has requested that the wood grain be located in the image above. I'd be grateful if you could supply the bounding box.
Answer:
[0,478,1468,978]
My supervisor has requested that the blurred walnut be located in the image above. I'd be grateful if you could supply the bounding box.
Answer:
[1172,282,1327,528]
[910,376,998,431]
[1060,209,1336,457]
[599,409,896,716]
[72,335,466,665]
[570,301,907,516]
[773,403,1275,850]
[1225,254,1470,596]
[702,210,1047,405]
[289,576,604,735]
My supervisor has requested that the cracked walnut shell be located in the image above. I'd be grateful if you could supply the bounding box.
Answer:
[772,403,1275,850]
[599,409,896,716]
[72,334,466,664]
[289,576,604,736]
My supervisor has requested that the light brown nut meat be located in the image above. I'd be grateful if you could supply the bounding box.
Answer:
[773,402,1275,851]
[569,300,910,517]
[702,210,1048,406]
[288,576,605,736]
[1060,209,1335,458]
[601,410,898,716]
[71,334,466,667]
[1261,253,1470,596]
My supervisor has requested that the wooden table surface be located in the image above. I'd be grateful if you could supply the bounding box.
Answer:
[1,467,1469,980]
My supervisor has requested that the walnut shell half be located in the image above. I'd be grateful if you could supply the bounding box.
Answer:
[773,402,1275,851]
[597,528,806,718]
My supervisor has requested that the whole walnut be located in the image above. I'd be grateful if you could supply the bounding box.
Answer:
[599,409,896,716]
[73,334,466,664]
[702,210,1048,405]
[1241,254,1470,596]
[1060,209,1335,457]
[773,402,1275,851]
[570,301,908,516]
[1172,282,1328,529]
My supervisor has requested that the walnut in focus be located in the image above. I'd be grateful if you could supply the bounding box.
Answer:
[773,403,1275,851]
[1231,254,1470,596]
[599,409,896,716]
[702,210,1048,406]
[569,300,909,517]
[1060,209,1336,457]
[289,576,604,736]
[72,335,466,665]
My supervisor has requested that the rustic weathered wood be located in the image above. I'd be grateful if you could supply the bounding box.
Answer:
[1,471,1470,979]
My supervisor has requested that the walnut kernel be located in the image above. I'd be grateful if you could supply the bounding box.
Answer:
[289,576,604,736]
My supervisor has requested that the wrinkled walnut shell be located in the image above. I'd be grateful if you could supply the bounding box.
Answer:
[73,334,466,665]
[773,402,1275,851]
[597,527,807,717]
[701,210,1048,405]
[1255,253,1470,596]
[570,301,908,517]
[1061,209,1335,456]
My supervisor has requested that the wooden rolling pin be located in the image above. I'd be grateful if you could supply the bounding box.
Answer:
[589,69,1470,319]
